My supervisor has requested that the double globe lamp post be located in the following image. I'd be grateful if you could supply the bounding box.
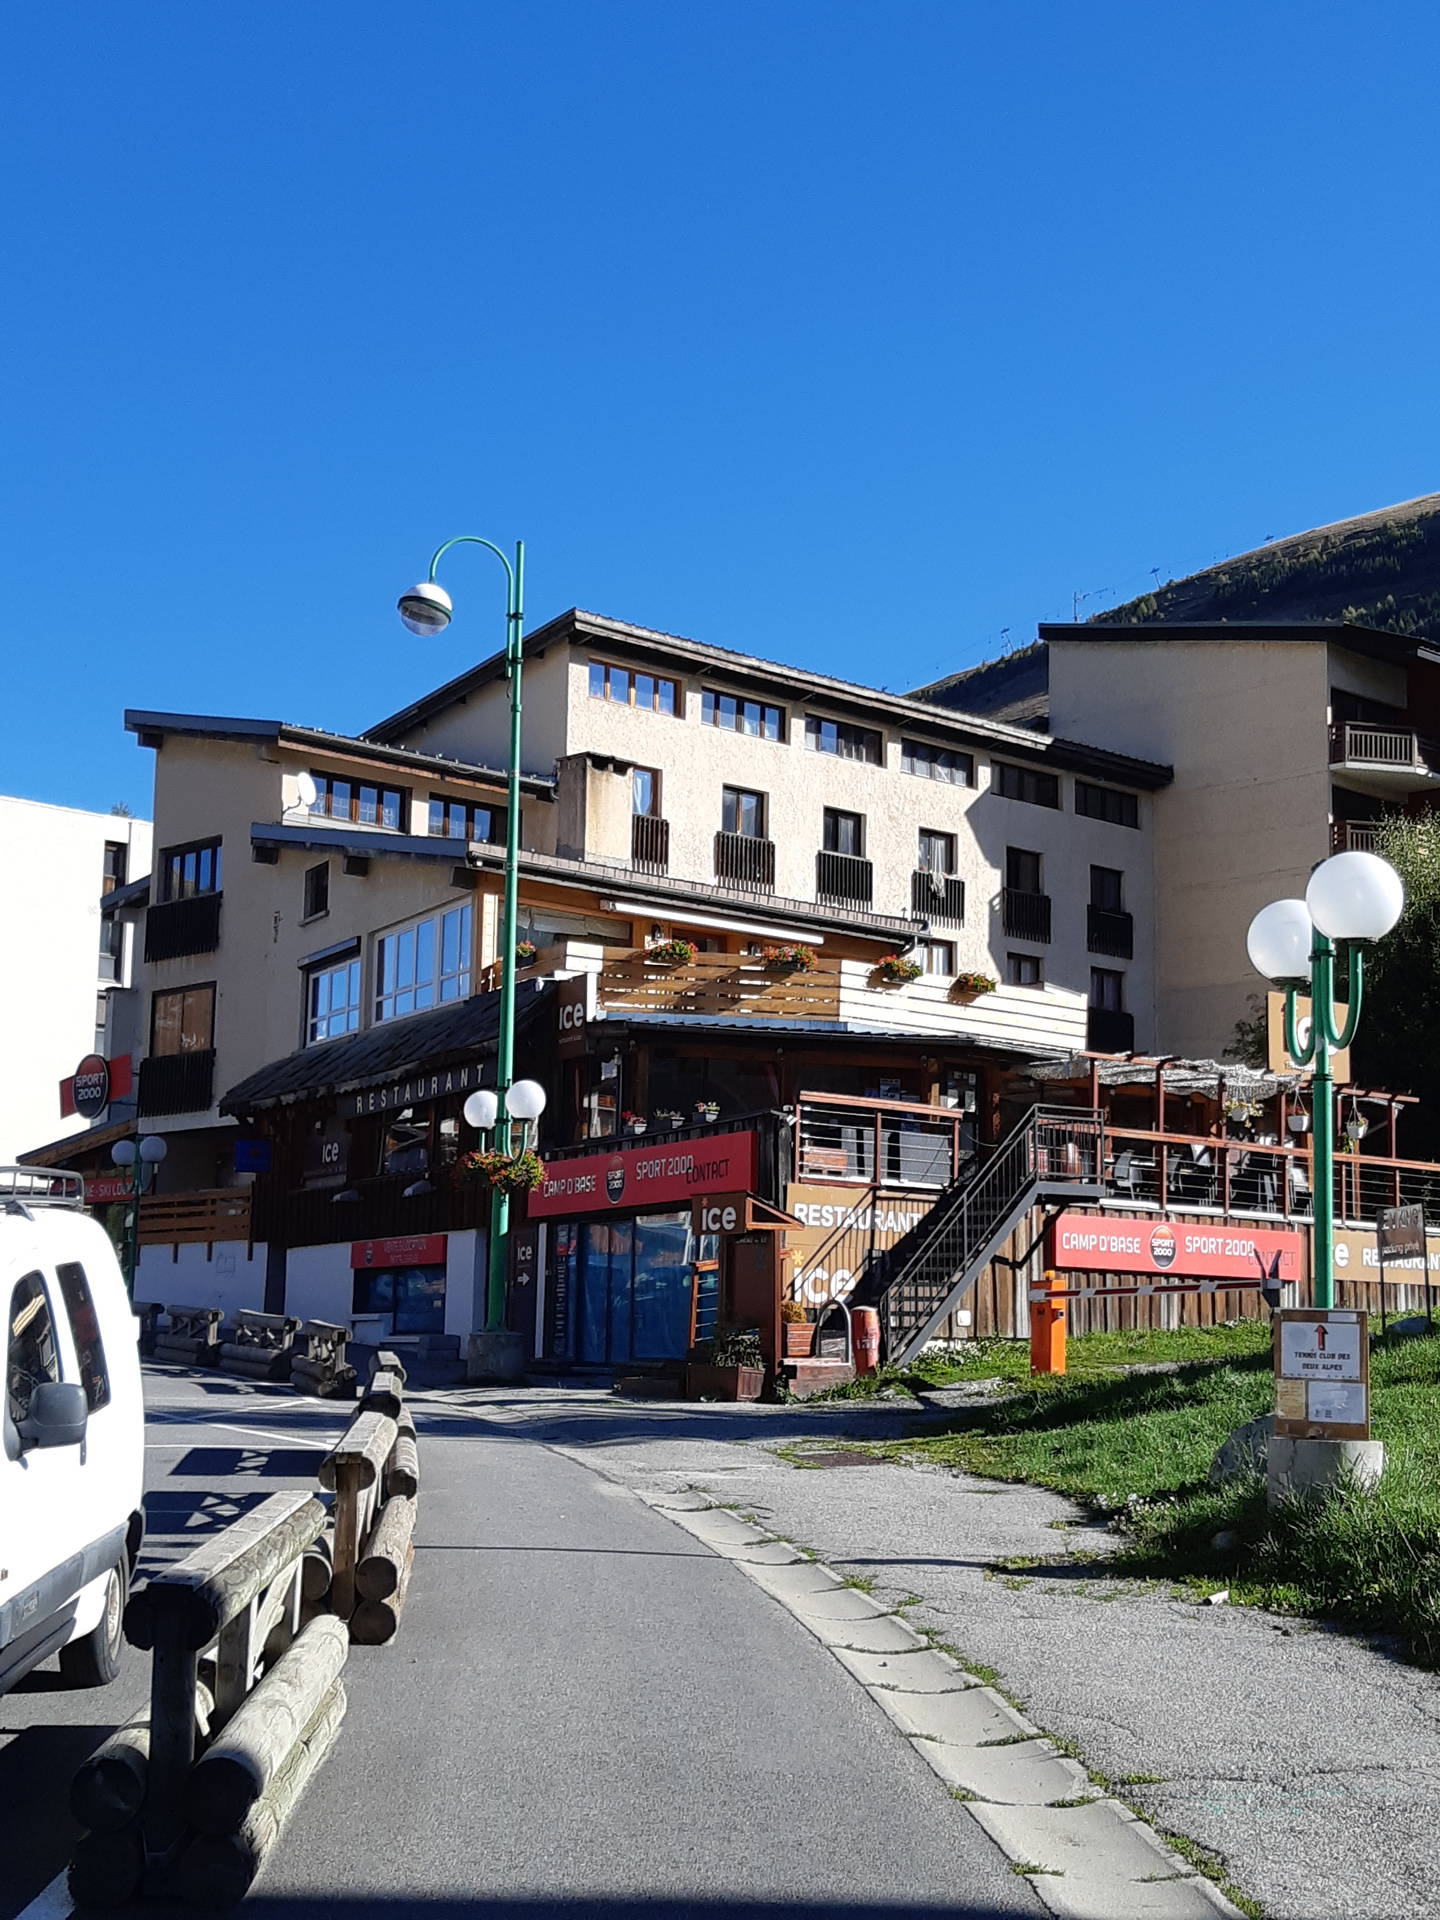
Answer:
[110,1133,168,1297]
[398,539,532,1335]
[1246,849,1405,1311]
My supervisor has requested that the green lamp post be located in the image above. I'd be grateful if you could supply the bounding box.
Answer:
[110,1134,167,1298]
[398,538,526,1332]
[1246,849,1405,1309]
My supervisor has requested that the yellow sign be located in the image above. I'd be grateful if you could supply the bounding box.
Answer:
[1333,1227,1440,1281]
[784,1183,934,1305]
[1266,992,1350,1083]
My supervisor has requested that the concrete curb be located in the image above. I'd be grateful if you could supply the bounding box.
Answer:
[642,1492,1246,1920]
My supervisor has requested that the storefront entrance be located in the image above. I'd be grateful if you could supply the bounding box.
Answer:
[548,1211,698,1365]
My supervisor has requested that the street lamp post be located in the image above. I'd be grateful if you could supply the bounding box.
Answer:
[399,538,525,1331]
[1247,850,1404,1310]
[110,1134,168,1298]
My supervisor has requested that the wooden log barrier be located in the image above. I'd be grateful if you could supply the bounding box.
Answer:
[360,1367,403,1420]
[301,1537,332,1603]
[319,1410,397,1621]
[184,1614,349,1836]
[372,1346,408,1387]
[350,1543,414,1647]
[69,1714,150,1833]
[355,1495,416,1603]
[385,1416,419,1500]
[67,1825,146,1910]
[171,1679,347,1910]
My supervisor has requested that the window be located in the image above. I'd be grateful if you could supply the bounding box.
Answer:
[722,787,766,837]
[1075,780,1140,828]
[994,762,1060,809]
[1090,866,1124,911]
[631,767,661,817]
[304,862,330,921]
[902,740,973,785]
[7,1272,59,1432]
[309,774,406,830]
[918,940,956,976]
[918,829,957,874]
[99,913,124,982]
[1006,847,1042,894]
[307,958,362,1042]
[428,796,504,842]
[151,984,215,1056]
[55,1263,109,1414]
[374,903,473,1023]
[1091,967,1126,1011]
[823,808,864,856]
[588,661,679,715]
[160,838,222,901]
[103,840,128,890]
[702,690,783,741]
[805,715,882,763]
[1008,953,1044,987]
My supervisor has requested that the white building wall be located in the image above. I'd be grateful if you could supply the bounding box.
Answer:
[0,796,151,1161]
[134,1238,267,1318]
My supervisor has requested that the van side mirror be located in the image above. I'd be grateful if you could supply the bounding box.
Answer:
[20,1380,88,1450]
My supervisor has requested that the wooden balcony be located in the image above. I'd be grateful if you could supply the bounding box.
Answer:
[138,1049,216,1117]
[1330,820,1381,854]
[713,830,776,891]
[145,892,222,962]
[1328,722,1440,793]
[139,1187,252,1248]
[631,813,670,874]
[599,950,843,1021]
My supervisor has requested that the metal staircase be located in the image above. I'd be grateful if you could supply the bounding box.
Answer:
[850,1106,1105,1368]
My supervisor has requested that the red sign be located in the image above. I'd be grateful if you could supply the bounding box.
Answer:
[1050,1212,1302,1283]
[528,1130,758,1219]
[60,1053,133,1119]
[350,1234,448,1270]
[84,1174,134,1206]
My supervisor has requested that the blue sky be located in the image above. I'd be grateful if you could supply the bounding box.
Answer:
[6,2,1439,815]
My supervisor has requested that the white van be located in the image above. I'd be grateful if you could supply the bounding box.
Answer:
[0,1168,144,1693]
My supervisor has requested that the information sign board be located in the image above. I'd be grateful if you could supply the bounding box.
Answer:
[1273,1308,1370,1440]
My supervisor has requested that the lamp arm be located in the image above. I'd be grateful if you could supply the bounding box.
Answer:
[427,535,516,603]
[1326,944,1364,1052]
[1283,984,1316,1066]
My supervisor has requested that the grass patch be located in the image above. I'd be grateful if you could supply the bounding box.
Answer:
[884,1322,1440,1667]
[1010,1861,1060,1878]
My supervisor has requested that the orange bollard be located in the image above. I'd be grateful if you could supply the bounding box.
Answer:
[1029,1269,1067,1376]
[851,1306,881,1376]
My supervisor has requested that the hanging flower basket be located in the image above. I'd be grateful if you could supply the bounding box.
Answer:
[514,941,538,968]
[455,1148,547,1196]
[762,943,819,974]
[951,970,998,999]
[693,1100,720,1123]
[623,1111,648,1135]
[648,938,697,968]
[875,954,922,986]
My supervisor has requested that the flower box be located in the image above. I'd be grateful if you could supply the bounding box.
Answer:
[783,1322,816,1359]
[686,1362,765,1402]
[648,939,697,968]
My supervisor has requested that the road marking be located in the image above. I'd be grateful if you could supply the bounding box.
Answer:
[13,1868,73,1920]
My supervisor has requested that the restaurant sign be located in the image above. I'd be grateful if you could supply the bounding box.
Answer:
[1050,1211,1303,1283]
[343,1061,488,1118]
[784,1183,936,1305]
[1333,1224,1440,1277]
[528,1129,757,1218]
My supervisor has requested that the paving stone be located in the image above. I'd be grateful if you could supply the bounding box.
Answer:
[741,1559,845,1602]
[642,1490,711,1511]
[832,1645,980,1692]
[667,1509,771,1548]
[970,1800,1244,1919]
[872,1682,1038,1747]
[909,1735,1093,1806]
[785,1586,897,1624]
[719,1539,805,1566]
[796,1609,928,1654]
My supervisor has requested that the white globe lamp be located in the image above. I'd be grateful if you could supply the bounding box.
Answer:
[1305,850,1405,943]
[505,1079,547,1122]
[1246,898,1314,983]
[111,1139,138,1168]
[463,1089,499,1132]
[397,581,453,637]
[139,1136,168,1165]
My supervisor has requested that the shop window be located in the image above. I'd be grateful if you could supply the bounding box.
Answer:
[352,1263,445,1334]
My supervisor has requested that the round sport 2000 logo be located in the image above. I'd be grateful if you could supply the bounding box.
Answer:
[605,1156,627,1205]
[1149,1224,1177,1270]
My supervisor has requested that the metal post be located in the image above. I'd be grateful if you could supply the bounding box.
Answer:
[124,1154,142,1300]
[1285,933,1364,1314]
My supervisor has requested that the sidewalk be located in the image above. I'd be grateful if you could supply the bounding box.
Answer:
[248,1389,1043,1920]
[462,1387,1440,1920]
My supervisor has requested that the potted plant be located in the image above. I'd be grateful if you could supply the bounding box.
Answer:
[455,1147,547,1196]
[762,943,819,974]
[693,1099,720,1123]
[875,954,922,986]
[623,1110,648,1135]
[781,1298,815,1358]
[951,970,998,999]
[648,937,697,967]
[514,940,538,968]
[687,1324,765,1401]
[655,1109,686,1130]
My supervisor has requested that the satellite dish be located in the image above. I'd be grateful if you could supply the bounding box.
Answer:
[295,771,318,810]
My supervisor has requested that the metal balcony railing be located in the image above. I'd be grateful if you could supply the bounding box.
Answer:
[796,1093,969,1190]
[1087,905,1134,958]
[714,830,776,892]
[1086,1006,1135,1052]
[911,872,966,925]
[1002,887,1051,942]
[631,813,670,874]
[138,1049,216,1117]
[145,893,222,962]
[816,850,873,907]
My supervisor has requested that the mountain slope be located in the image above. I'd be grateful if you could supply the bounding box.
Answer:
[1097,492,1440,638]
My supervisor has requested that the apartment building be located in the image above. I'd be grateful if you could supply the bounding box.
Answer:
[918,619,1440,1058]
[20,609,1168,1361]
[0,796,151,1160]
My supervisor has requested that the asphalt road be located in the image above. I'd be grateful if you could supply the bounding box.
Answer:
[4,1372,1037,1920]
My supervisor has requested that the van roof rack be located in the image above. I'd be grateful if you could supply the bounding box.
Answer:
[0,1167,86,1211]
